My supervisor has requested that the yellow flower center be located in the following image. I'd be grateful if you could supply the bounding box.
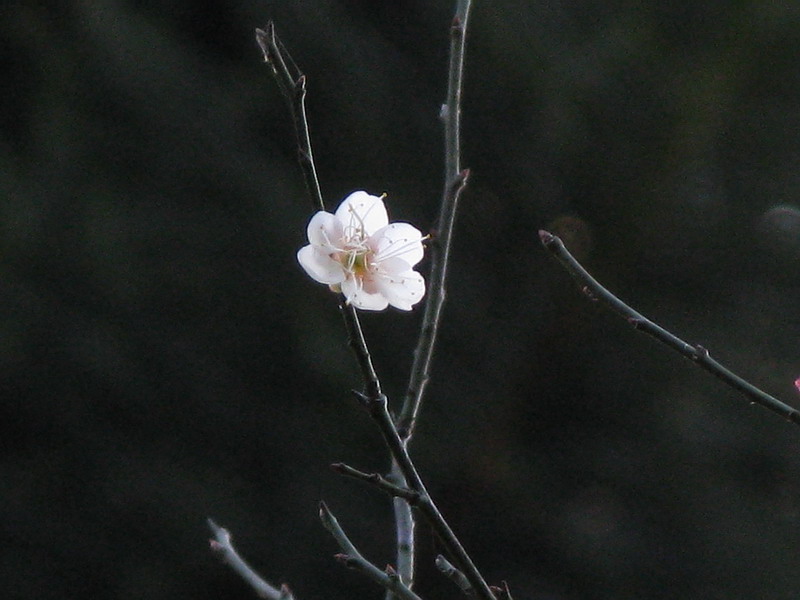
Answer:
[343,246,371,276]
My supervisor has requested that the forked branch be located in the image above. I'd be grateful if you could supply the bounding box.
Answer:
[319,502,423,600]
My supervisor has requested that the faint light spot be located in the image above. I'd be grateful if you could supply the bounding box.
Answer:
[757,205,800,258]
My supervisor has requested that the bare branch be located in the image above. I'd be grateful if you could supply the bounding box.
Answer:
[399,0,473,441]
[538,229,800,426]
[208,519,295,600]
[340,301,382,401]
[255,25,381,400]
[255,24,323,212]
[331,462,420,502]
[392,7,473,591]
[318,503,424,600]
[355,392,496,600]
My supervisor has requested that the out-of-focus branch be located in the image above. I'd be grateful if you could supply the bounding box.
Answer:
[319,503,424,600]
[208,519,295,600]
[539,230,800,426]
[387,460,415,594]
[399,0,473,441]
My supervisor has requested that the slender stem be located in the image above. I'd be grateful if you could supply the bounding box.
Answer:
[356,393,496,600]
[256,25,380,397]
[491,581,514,600]
[207,519,295,600]
[539,230,800,426]
[393,6,473,596]
[444,2,471,178]
[319,503,424,600]
[340,301,382,399]
[331,462,420,502]
[399,0,473,441]
[255,24,324,212]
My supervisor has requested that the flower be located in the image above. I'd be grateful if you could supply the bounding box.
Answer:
[297,191,426,311]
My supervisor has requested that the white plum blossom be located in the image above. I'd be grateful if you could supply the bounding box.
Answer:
[297,191,426,311]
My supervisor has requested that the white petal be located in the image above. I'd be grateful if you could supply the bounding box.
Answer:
[306,211,343,248]
[341,277,390,311]
[374,269,425,311]
[297,245,346,285]
[371,222,424,267]
[375,256,412,275]
[335,191,388,236]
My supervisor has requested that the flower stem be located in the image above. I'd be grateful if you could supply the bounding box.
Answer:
[256,25,380,397]
[340,301,381,399]
[539,229,800,426]
[255,24,324,212]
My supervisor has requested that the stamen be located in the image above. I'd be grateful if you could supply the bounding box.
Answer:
[375,235,422,262]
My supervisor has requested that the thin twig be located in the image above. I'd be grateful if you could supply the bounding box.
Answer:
[489,581,514,600]
[331,462,420,502]
[255,25,380,397]
[355,392,496,600]
[207,519,295,600]
[435,555,474,596]
[340,301,382,399]
[539,230,800,426]
[318,503,424,600]
[393,7,473,592]
[255,24,324,212]
[399,0,473,441]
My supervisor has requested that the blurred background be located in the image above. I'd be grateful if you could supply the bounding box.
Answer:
[3,1,800,598]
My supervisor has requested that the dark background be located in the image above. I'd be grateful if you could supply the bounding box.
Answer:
[4,1,800,599]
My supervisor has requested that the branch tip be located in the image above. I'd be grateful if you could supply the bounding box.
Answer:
[278,584,293,600]
[351,389,371,405]
[538,229,556,246]
[542,227,800,426]
[254,28,268,52]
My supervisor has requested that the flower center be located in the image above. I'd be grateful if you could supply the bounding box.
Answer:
[339,233,373,277]
[336,205,376,277]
